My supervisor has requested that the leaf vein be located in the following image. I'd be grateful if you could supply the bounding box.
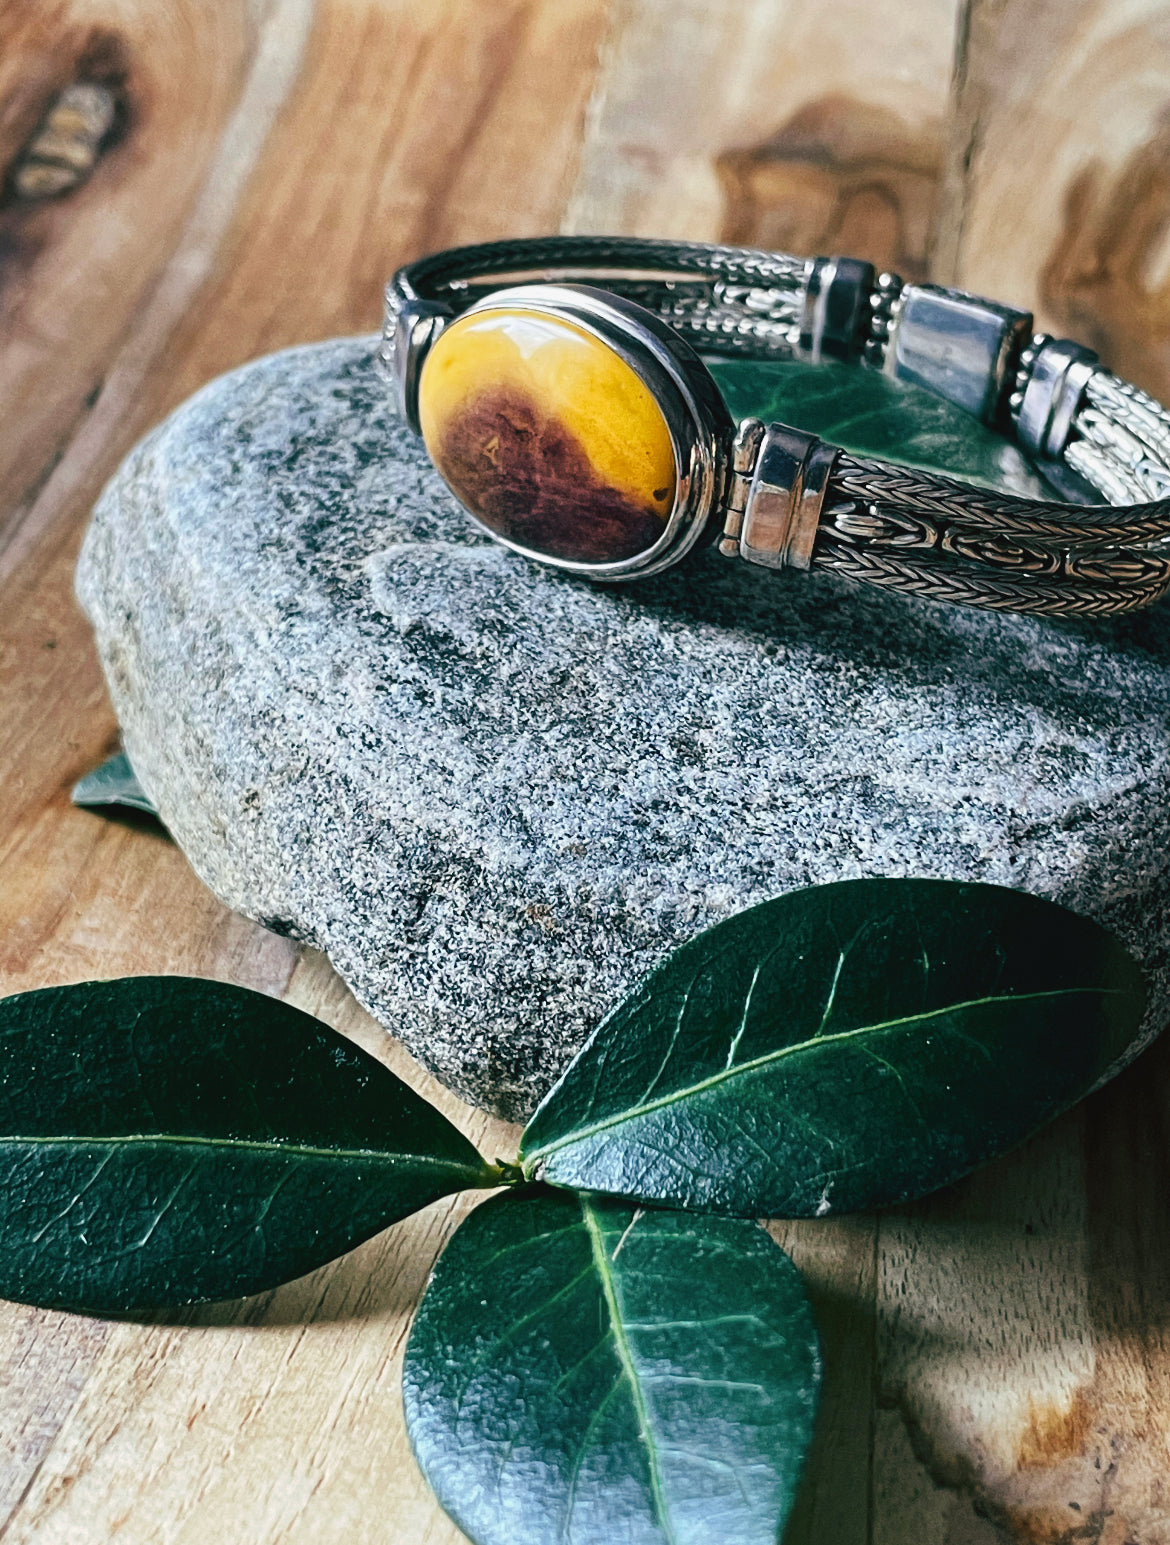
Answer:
[526,986,1122,1163]
[0,1133,485,1179]
[583,1200,678,1545]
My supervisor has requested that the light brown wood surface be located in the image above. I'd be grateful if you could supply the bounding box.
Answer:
[2,1,1170,1540]
[937,0,1170,400]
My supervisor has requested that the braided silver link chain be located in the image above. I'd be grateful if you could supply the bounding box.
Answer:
[397,236,807,360]
[818,454,1170,615]
[391,237,1170,616]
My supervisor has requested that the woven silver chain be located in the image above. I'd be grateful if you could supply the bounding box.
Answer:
[392,237,1170,615]
[396,235,807,358]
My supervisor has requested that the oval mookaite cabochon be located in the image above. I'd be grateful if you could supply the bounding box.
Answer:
[418,308,678,564]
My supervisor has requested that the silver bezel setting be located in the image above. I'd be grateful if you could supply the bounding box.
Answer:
[415,283,734,582]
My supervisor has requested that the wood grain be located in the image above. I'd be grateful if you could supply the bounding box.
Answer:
[937,0,1170,399]
[3,0,1170,1539]
[0,0,301,556]
[565,0,959,277]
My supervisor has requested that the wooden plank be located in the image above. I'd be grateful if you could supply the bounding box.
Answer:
[565,0,960,279]
[1080,1035,1170,1545]
[0,3,613,1539]
[147,0,615,414]
[0,5,315,1501]
[870,1043,1170,1545]
[937,0,1170,397]
[875,1116,1098,1542]
[0,0,312,554]
[4,0,1170,1539]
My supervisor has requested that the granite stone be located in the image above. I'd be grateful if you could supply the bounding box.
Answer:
[76,337,1170,1120]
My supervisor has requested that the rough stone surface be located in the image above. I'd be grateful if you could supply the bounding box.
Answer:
[77,337,1170,1120]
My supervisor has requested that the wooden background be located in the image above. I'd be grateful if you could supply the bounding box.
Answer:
[3,0,1170,1539]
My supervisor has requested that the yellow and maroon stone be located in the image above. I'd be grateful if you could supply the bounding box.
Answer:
[417,308,678,564]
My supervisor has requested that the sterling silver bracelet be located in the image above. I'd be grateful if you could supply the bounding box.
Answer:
[381,236,1170,617]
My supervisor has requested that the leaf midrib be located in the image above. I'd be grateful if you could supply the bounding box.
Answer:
[0,1131,489,1177]
[581,1201,677,1545]
[525,985,1122,1166]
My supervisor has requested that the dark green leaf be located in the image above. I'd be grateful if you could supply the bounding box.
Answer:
[709,357,1053,499]
[71,752,159,817]
[521,880,1146,1217]
[0,977,497,1313]
[404,1187,820,1545]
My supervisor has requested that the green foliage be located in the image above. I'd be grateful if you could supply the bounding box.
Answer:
[403,1186,820,1545]
[709,356,1051,498]
[0,880,1148,1544]
[521,881,1146,1217]
[71,751,159,817]
[0,977,496,1312]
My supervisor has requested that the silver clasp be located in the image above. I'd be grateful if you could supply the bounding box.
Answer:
[883,283,1032,423]
[722,421,840,571]
[798,255,877,364]
[1015,337,1099,458]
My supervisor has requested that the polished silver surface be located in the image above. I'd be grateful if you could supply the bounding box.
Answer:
[384,236,1170,616]
[718,416,765,557]
[798,255,876,364]
[882,283,1032,422]
[739,424,839,571]
[1016,336,1099,458]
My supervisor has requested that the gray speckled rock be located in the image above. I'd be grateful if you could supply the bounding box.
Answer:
[76,337,1170,1120]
